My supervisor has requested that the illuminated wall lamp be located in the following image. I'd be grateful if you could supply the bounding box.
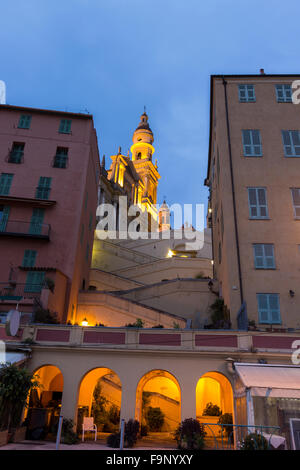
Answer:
[81,317,89,327]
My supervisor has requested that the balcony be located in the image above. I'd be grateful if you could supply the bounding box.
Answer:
[0,282,43,301]
[0,220,51,240]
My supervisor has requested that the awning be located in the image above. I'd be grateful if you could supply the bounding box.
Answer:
[0,352,27,367]
[235,363,300,399]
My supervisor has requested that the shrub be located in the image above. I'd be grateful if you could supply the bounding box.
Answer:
[125,318,145,328]
[240,432,269,450]
[0,364,39,435]
[145,407,165,432]
[108,405,120,425]
[34,308,59,324]
[174,418,206,450]
[107,419,140,448]
[60,418,79,445]
[202,402,222,416]
[91,380,107,428]
[209,299,231,329]
[218,413,233,442]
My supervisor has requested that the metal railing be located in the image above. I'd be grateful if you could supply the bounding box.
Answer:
[0,282,44,300]
[201,422,283,450]
[0,220,51,238]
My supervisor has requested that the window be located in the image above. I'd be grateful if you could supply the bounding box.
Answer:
[0,206,10,232]
[291,188,300,218]
[248,188,268,218]
[238,84,256,102]
[0,173,13,195]
[242,130,262,156]
[253,244,275,269]
[282,130,300,157]
[29,208,44,235]
[9,142,24,163]
[18,114,32,129]
[25,271,45,293]
[53,147,68,168]
[36,177,52,200]
[59,119,72,134]
[275,84,292,103]
[22,250,37,268]
[257,293,281,324]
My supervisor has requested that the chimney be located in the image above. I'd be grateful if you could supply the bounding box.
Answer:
[260,68,265,75]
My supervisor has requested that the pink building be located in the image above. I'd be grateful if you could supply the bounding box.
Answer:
[0,105,100,323]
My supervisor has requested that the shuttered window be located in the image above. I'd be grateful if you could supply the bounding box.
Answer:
[25,271,45,292]
[0,173,13,195]
[291,188,300,218]
[253,244,275,269]
[282,130,300,157]
[29,208,44,235]
[275,85,292,103]
[0,206,10,232]
[242,130,262,156]
[18,114,32,129]
[248,188,268,218]
[36,177,52,200]
[257,294,281,324]
[59,119,72,134]
[22,250,37,268]
[9,143,24,163]
[238,84,256,102]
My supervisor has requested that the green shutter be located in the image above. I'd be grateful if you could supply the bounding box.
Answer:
[18,115,32,129]
[0,206,10,232]
[22,250,37,267]
[25,271,45,292]
[29,208,44,235]
[36,177,51,200]
[0,174,13,195]
[59,119,72,134]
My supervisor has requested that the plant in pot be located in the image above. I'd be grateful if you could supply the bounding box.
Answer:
[145,406,165,432]
[0,363,40,443]
[218,413,234,444]
[174,418,206,450]
[202,402,222,417]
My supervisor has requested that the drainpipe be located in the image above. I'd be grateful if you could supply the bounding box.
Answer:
[222,78,244,306]
[246,388,255,428]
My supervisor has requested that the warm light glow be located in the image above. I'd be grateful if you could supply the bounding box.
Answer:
[81,317,88,327]
[211,260,214,265]
[130,142,155,158]
[167,249,174,258]
[208,208,212,213]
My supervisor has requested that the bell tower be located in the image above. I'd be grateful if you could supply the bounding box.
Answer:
[131,111,160,228]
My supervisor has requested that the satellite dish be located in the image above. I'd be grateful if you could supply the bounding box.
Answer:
[5,310,21,337]
[0,81,6,104]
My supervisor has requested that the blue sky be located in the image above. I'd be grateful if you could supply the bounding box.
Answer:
[1,0,299,225]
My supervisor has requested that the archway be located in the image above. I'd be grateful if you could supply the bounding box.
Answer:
[25,365,64,439]
[196,371,233,418]
[77,368,122,435]
[135,370,181,433]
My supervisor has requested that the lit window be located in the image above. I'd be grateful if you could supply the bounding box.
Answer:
[282,130,300,157]
[253,244,275,269]
[257,293,281,324]
[238,84,255,102]
[248,188,268,219]
[242,130,262,156]
[275,84,292,103]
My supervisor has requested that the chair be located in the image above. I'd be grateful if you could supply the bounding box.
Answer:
[82,417,97,442]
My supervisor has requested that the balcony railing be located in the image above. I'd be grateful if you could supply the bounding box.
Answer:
[0,282,43,300]
[0,220,51,239]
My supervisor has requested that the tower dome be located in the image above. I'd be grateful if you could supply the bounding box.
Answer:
[132,111,154,146]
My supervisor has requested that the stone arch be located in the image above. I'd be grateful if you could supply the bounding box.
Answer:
[135,369,181,432]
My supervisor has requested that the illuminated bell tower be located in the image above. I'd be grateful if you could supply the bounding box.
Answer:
[131,111,160,229]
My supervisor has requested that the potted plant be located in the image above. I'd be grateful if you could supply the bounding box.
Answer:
[202,402,222,417]
[0,363,40,443]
